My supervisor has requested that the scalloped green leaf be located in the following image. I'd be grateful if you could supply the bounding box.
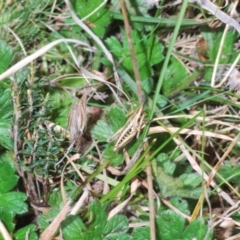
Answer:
[105,106,126,132]
[0,208,15,232]
[14,224,38,240]
[105,30,164,83]
[74,0,111,38]
[103,215,129,238]
[61,215,86,240]
[163,56,188,94]
[103,144,124,166]
[169,197,190,215]
[91,120,113,142]
[0,161,18,193]
[0,88,13,149]
[179,173,202,188]
[156,210,185,240]
[132,226,150,240]
[38,208,60,231]
[0,192,27,214]
[183,219,213,239]
[0,40,13,74]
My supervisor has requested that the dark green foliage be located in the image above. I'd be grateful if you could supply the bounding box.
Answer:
[156,210,213,240]
[0,155,36,239]
[73,0,111,38]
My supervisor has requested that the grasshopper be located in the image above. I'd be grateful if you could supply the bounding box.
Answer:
[108,106,145,151]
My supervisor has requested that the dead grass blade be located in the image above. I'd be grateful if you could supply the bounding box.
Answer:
[0,39,94,81]
[65,0,122,90]
[189,0,240,34]
[39,200,71,240]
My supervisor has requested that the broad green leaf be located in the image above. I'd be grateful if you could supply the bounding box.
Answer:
[156,210,185,240]
[156,94,168,108]
[49,191,64,208]
[132,226,150,240]
[218,163,240,185]
[37,194,63,231]
[88,201,107,233]
[153,167,202,198]
[0,89,12,149]
[105,107,126,133]
[14,224,38,240]
[169,197,190,215]
[80,201,108,239]
[202,31,238,82]
[156,153,176,175]
[104,30,164,83]
[103,215,129,238]
[179,173,202,188]
[74,0,111,38]
[103,145,124,166]
[163,56,188,94]
[0,40,13,74]
[0,209,15,232]
[141,77,153,94]
[61,215,86,240]
[91,120,113,142]
[0,192,27,214]
[106,235,130,240]
[0,88,11,119]
[210,31,238,64]
[38,208,60,230]
[48,89,74,127]
[0,161,18,193]
[183,219,213,240]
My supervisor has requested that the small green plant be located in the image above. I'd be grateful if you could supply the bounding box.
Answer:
[0,154,37,240]
[1,0,240,239]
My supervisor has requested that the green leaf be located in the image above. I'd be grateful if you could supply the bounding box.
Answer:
[103,215,129,239]
[156,94,168,108]
[49,191,64,208]
[179,173,202,188]
[0,209,15,232]
[48,89,74,127]
[156,210,185,240]
[61,215,86,240]
[14,224,38,240]
[0,161,18,193]
[202,31,238,82]
[163,57,188,94]
[132,226,150,240]
[37,190,64,230]
[0,40,13,74]
[105,107,126,133]
[156,153,176,175]
[38,208,60,231]
[218,163,240,185]
[0,192,27,215]
[103,145,124,166]
[183,219,213,240]
[169,197,190,215]
[209,31,238,64]
[0,89,13,149]
[91,120,113,142]
[153,166,202,198]
[104,30,164,82]
[87,201,107,238]
[141,77,153,94]
[74,0,111,38]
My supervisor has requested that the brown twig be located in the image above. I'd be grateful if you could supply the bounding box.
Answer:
[119,1,155,239]
[119,0,144,104]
